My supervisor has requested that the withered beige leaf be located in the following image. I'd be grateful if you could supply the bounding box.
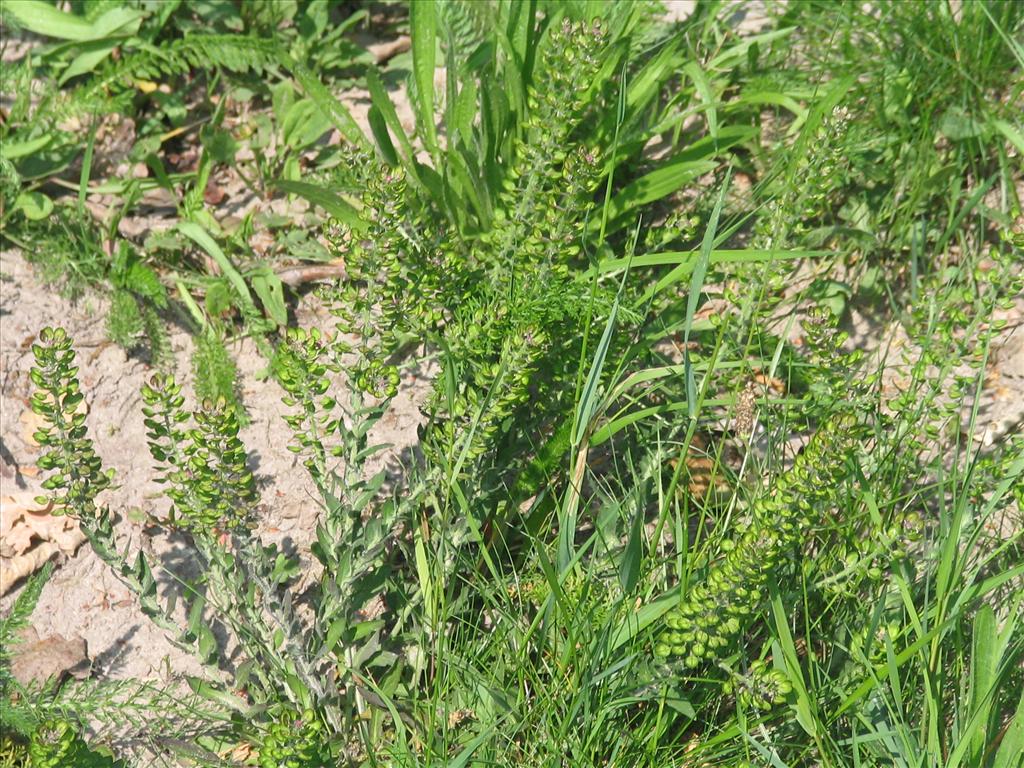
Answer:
[0,493,85,595]
[9,626,90,686]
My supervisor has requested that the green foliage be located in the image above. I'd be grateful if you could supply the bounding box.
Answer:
[0,565,55,746]
[7,1,1024,766]
[29,327,111,520]
[759,0,1023,271]
[27,720,117,768]
[656,413,865,666]
[30,325,405,762]
[256,707,331,768]
[190,326,242,412]
[0,565,124,768]
[141,374,256,535]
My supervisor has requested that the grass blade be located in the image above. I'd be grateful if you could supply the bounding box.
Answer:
[178,222,256,316]
[410,0,439,158]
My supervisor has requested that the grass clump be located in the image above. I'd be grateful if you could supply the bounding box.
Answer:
[0,1,1021,766]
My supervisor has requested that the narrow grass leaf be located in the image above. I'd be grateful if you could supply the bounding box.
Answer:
[448,724,498,768]
[573,292,620,447]
[682,61,718,138]
[77,120,98,214]
[178,222,256,315]
[410,0,439,157]
[589,397,733,445]
[609,586,680,652]
[684,172,730,347]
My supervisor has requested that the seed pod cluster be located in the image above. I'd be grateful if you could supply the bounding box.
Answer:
[656,415,862,665]
[28,720,95,768]
[30,327,110,521]
[142,375,257,536]
[258,708,330,768]
[725,660,794,712]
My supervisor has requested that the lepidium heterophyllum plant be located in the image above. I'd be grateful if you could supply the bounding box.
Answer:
[27,325,408,763]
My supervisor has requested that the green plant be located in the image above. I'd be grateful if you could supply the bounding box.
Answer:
[0,564,131,767]
[0,0,373,412]
[759,0,1023,275]
[27,323,413,762]
[656,412,864,667]
[5,2,1024,766]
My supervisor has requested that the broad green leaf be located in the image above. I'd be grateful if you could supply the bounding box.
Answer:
[326,617,346,654]
[178,222,257,315]
[250,267,288,327]
[365,66,420,176]
[992,119,1024,154]
[3,0,96,40]
[600,126,755,234]
[1,134,53,160]
[367,105,398,165]
[602,159,715,232]
[414,533,434,628]
[618,500,643,593]
[9,2,144,43]
[952,605,998,767]
[270,179,363,230]
[770,591,819,739]
[452,78,478,149]
[993,692,1024,768]
[61,43,119,84]
[939,108,986,141]
[280,98,332,149]
[14,191,54,221]
[86,6,146,37]
[285,55,370,152]
[186,677,255,716]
